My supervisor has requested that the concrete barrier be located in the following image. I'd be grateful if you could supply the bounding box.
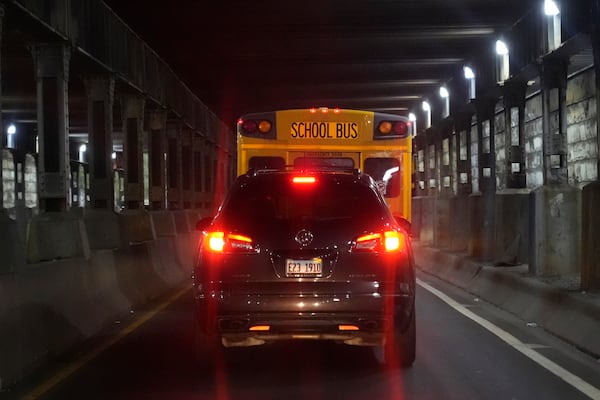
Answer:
[0,210,199,390]
[414,241,600,357]
[494,189,530,265]
[529,184,581,276]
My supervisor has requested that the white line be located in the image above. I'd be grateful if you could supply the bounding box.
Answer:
[417,278,600,400]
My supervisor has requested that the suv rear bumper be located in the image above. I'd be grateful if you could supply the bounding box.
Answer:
[194,290,414,347]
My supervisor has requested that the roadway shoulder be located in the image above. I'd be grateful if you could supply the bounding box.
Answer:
[412,241,600,358]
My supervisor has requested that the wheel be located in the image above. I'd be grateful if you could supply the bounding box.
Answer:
[373,303,416,368]
[193,319,221,372]
[395,307,416,367]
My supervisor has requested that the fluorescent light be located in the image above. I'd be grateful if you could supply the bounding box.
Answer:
[496,40,509,55]
[439,87,449,98]
[463,66,475,79]
[422,101,431,112]
[7,124,16,135]
[544,0,560,16]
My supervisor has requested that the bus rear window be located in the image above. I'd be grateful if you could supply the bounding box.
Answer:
[364,158,400,197]
[294,157,354,170]
[249,156,286,171]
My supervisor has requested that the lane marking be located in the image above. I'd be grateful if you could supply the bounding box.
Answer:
[417,278,600,400]
[22,285,191,400]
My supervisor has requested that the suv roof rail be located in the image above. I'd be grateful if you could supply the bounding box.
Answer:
[246,166,362,177]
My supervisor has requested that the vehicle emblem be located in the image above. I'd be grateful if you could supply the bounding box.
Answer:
[294,229,314,247]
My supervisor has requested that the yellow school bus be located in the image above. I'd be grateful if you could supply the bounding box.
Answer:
[236,108,413,221]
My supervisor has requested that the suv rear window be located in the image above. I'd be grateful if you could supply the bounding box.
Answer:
[364,157,401,197]
[220,175,386,227]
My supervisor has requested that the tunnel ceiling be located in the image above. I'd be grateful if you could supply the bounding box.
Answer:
[107,1,533,127]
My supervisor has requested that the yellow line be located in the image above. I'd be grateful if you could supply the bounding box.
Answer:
[22,285,191,400]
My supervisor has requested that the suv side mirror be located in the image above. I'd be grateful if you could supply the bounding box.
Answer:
[195,216,214,232]
[395,216,411,235]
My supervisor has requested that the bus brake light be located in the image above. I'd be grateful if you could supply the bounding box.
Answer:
[242,120,258,133]
[393,121,408,136]
[378,121,408,137]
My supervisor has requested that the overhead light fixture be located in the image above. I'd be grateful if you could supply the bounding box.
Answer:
[7,124,16,148]
[439,87,449,98]
[496,40,509,56]
[79,144,87,162]
[463,66,475,79]
[408,112,417,136]
[544,0,560,16]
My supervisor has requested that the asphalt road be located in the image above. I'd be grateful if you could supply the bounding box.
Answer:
[7,271,600,400]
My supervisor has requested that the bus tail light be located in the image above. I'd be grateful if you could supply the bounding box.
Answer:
[378,121,393,135]
[240,119,272,134]
[258,120,272,133]
[352,231,407,253]
[241,119,258,133]
[375,120,409,138]
[377,120,409,137]
[392,121,408,136]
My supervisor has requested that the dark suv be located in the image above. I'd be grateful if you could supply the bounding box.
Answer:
[193,168,416,367]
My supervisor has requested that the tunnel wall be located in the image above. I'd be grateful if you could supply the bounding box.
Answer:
[412,67,598,273]
[0,209,200,389]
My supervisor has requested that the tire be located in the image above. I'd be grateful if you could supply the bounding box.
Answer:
[193,322,221,372]
[373,303,416,368]
[395,307,416,367]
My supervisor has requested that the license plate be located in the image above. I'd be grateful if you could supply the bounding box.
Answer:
[286,258,323,276]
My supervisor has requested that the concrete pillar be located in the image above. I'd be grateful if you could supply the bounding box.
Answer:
[581,182,599,289]
[540,56,569,185]
[530,185,580,276]
[411,133,427,240]
[416,128,437,243]
[449,109,473,252]
[148,110,167,210]
[121,95,145,210]
[213,125,231,211]
[0,3,3,146]
[426,127,438,197]
[469,98,497,261]
[192,133,203,210]
[502,80,527,189]
[181,128,193,209]
[529,56,580,276]
[84,75,115,210]
[32,43,71,212]
[595,1,600,181]
[454,109,474,197]
[491,80,530,265]
[207,138,218,214]
[0,4,5,210]
[166,122,182,210]
[434,120,453,249]
[581,8,600,290]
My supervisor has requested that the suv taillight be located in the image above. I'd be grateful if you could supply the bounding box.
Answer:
[352,230,406,253]
[203,231,258,254]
